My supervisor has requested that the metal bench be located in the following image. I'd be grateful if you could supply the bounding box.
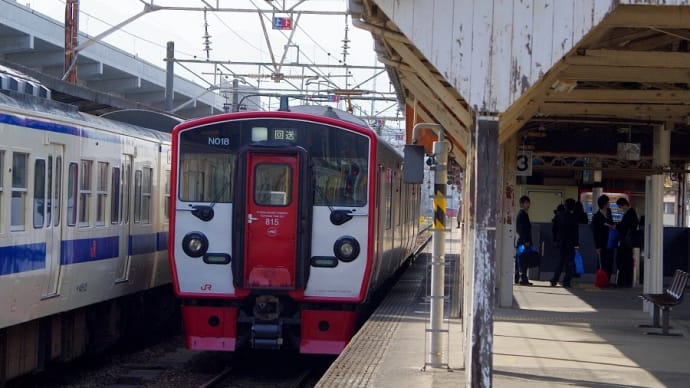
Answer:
[639,269,689,336]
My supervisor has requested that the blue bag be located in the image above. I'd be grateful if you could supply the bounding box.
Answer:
[517,244,526,256]
[573,251,584,274]
[607,228,619,249]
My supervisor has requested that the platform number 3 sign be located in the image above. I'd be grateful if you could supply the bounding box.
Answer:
[516,151,532,176]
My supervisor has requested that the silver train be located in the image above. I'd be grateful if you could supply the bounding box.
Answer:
[0,67,174,383]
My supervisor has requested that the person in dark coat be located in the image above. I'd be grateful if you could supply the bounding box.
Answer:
[550,198,579,287]
[574,201,589,224]
[515,195,533,286]
[591,194,615,282]
[615,197,639,288]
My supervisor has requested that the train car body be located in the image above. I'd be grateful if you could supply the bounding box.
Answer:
[170,106,420,355]
[0,85,173,382]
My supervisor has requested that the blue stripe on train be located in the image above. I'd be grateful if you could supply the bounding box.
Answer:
[157,231,168,252]
[0,113,122,143]
[128,231,169,255]
[0,242,46,276]
[129,233,157,255]
[0,232,169,276]
[60,236,119,265]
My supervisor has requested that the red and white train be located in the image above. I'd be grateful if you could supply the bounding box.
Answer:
[169,104,421,354]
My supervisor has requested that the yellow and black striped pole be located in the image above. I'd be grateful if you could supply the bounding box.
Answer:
[411,122,450,369]
[433,180,447,230]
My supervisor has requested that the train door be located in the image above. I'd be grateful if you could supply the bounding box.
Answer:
[42,144,63,298]
[232,146,312,291]
[372,165,385,284]
[116,154,133,282]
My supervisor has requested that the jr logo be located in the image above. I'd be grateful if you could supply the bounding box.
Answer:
[200,283,213,291]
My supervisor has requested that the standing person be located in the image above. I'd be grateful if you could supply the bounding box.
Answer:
[550,198,579,287]
[591,194,615,282]
[574,201,589,224]
[515,195,533,286]
[615,197,639,288]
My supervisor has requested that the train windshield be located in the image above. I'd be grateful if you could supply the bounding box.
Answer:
[177,118,370,206]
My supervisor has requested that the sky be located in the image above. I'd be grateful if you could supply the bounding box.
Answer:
[22,0,403,128]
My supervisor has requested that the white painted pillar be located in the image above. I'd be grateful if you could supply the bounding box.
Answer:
[643,123,670,311]
[498,136,517,307]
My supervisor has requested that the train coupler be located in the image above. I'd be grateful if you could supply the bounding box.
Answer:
[251,322,283,349]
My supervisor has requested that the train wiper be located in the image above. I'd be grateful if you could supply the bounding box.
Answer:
[191,182,229,222]
[315,185,352,225]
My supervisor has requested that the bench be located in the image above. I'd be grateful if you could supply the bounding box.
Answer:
[639,269,689,336]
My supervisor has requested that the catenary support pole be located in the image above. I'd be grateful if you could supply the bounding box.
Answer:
[165,41,174,112]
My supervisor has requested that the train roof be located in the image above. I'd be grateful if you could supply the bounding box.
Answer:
[0,63,51,99]
[0,90,171,144]
[101,109,182,133]
[288,105,370,128]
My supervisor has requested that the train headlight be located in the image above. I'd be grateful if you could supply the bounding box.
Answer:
[182,232,208,258]
[333,236,360,262]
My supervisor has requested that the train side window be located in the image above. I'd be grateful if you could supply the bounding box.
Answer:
[134,170,142,223]
[46,156,52,226]
[96,161,108,226]
[111,167,121,224]
[141,167,152,224]
[33,159,46,229]
[79,160,92,227]
[395,173,401,226]
[123,157,132,224]
[164,169,170,221]
[53,156,61,227]
[11,152,28,231]
[67,162,78,226]
[385,168,392,230]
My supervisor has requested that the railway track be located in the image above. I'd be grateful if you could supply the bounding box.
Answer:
[192,351,332,388]
[7,230,432,388]
[197,364,318,388]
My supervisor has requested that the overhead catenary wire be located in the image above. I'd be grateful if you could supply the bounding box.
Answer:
[39,0,399,129]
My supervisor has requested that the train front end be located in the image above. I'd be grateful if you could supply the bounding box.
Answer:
[169,111,375,354]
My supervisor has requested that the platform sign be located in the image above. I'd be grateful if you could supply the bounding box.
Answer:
[516,151,532,176]
[273,17,293,30]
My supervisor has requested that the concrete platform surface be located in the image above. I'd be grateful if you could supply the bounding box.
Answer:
[317,243,690,387]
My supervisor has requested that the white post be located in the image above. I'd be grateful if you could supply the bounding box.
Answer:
[498,136,517,307]
[429,137,449,368]
[644,123,671,312]
[411,123,449,369]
